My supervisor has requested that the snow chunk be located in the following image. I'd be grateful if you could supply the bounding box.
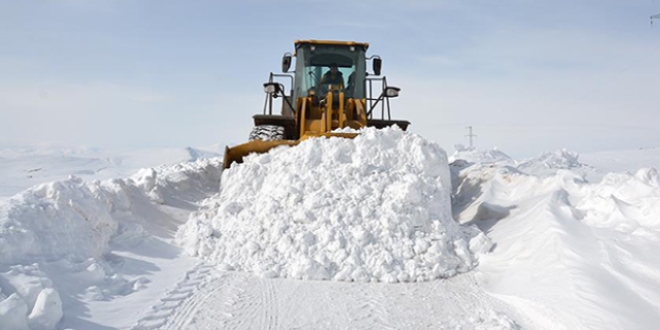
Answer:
[178,127,485,282]
[0,264,52,311]
[27,288,62,330]
[0,293,30,330]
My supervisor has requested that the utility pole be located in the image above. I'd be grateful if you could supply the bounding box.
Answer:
[465,126,477,149]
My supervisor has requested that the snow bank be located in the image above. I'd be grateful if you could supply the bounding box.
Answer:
[0,159,222,265]
[452,152,660,329]
[0,158,222,330]
[1,178,118,265]
[178,127,490,282]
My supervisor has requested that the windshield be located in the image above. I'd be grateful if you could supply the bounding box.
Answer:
[305,64,356,95]
[294,44,366,99]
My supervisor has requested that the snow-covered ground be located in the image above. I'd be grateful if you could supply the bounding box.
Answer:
[2,132,660,329]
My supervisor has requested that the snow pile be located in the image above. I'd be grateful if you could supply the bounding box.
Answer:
[0,158,222,265]
[516,149,586,176]
[449,146,513,165]
[131,158,223,206]
[178,127,490,282]
[0,158,222,330]
[0,178,118,265]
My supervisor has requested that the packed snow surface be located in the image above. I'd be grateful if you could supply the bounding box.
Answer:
[178,127,490,282]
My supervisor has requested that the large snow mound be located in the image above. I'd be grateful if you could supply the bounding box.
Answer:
[178,127,490,283]
[0,158,222,265]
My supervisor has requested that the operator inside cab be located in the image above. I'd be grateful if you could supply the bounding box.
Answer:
[320,63,345,89]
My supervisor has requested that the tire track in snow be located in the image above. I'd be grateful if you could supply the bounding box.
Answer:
[346,283,396,330]
[131,263,218,330]
[163,272,231,330]
[387,275,522,329]
[263,277,279,330]
[220,275,279,330]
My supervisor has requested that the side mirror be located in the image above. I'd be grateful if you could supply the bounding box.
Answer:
[384,86,400,98]
[372,57,382,76]
[282,53,292,73]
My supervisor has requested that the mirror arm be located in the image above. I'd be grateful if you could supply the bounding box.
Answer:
[282,91,296,116]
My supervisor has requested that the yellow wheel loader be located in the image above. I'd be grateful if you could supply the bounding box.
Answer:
[223,40,410,169]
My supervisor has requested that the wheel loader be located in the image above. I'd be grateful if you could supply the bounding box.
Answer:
[223,40,410,169]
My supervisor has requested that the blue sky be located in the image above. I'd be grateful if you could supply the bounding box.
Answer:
[1,0,659,157]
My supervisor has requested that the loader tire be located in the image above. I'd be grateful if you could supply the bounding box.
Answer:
[249,125,285,141]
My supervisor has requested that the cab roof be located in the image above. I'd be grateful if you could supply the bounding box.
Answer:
[294,40,370,49]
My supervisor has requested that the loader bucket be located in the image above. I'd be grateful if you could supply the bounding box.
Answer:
[223,140,300,169]
[222,132,360,170]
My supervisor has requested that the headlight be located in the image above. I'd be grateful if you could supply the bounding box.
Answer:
[263,82,278,94]
[384,86,400,98]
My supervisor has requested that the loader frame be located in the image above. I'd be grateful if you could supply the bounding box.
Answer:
[223,40,410,169]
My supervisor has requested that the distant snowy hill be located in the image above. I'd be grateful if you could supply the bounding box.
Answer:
[0,146,220,198]
[581,147,660,173]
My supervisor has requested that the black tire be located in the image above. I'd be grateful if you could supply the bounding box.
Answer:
[249,125,285,141]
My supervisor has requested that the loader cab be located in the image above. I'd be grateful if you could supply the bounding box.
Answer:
[257,40,409,142]
[293,40,368,101]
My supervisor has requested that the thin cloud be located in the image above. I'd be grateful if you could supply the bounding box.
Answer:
[0,82,168,109]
